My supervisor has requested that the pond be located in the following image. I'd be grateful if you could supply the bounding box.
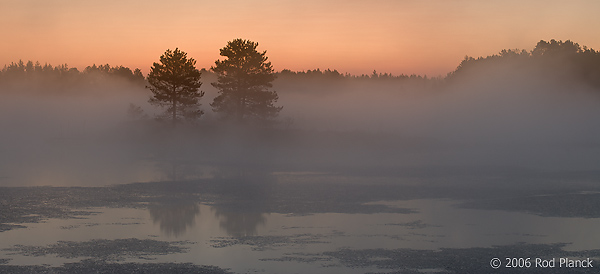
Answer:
[2,171,600,273]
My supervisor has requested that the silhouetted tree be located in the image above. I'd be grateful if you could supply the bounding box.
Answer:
[211,39,281,122]
[147,48,204,123]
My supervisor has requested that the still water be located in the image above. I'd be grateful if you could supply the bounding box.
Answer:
[2,196,600,273]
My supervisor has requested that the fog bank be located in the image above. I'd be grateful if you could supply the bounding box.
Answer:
[1,61,600,186]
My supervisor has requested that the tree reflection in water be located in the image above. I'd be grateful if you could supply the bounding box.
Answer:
[147,167,274,237]
[148,202,200,237]
[211,168,274,236]
[212,208,267,236]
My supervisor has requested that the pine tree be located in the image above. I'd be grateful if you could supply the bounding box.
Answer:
[211,39,282,122]
[147,48,204,123]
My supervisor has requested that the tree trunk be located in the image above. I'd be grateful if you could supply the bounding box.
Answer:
[172,87,177,124]
[172,100,176,123]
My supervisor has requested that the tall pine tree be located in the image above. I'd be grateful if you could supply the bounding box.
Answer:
[147,48,204,123]
[211,39,281,122]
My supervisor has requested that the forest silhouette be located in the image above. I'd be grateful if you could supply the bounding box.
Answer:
[448,39,600,88]
[2,39,599,93]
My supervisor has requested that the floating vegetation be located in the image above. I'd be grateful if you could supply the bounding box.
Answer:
[211,234,330,251]
[5,238,191,261]
[257,243,600,273]
[0,261,232,274]
[320,244,600,273]
[259,253,332,263]
[0,224,26,232]
[382,220,440,229]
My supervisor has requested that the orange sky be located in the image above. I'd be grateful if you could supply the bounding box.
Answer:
[2,0,600,77]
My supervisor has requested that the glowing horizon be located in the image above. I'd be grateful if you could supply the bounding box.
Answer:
[2,0,600,77]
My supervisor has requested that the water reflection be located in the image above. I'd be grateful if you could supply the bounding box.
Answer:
[210,169,274,236]
[147,169,275,237]
[213,208,267,236]
[148,202,200,237]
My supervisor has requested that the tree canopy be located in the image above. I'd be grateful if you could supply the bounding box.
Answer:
[147,48,204,123]
[211,39,282,122]
[447,39,600,88]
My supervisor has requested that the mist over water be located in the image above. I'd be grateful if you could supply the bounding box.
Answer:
[275,63,600,170]
[0,79,153,186]
[1,58,599,187]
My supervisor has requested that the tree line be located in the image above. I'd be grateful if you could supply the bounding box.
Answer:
[0,60,429,85]
[279,68,430,81]
[0,61,145,86]
[2,39,599,123]
[4,39,598,86]
[448,39,600,88]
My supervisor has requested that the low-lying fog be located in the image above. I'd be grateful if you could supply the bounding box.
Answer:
[1,60,599,186]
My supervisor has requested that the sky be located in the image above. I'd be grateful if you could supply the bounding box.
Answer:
[2,0,600,77]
